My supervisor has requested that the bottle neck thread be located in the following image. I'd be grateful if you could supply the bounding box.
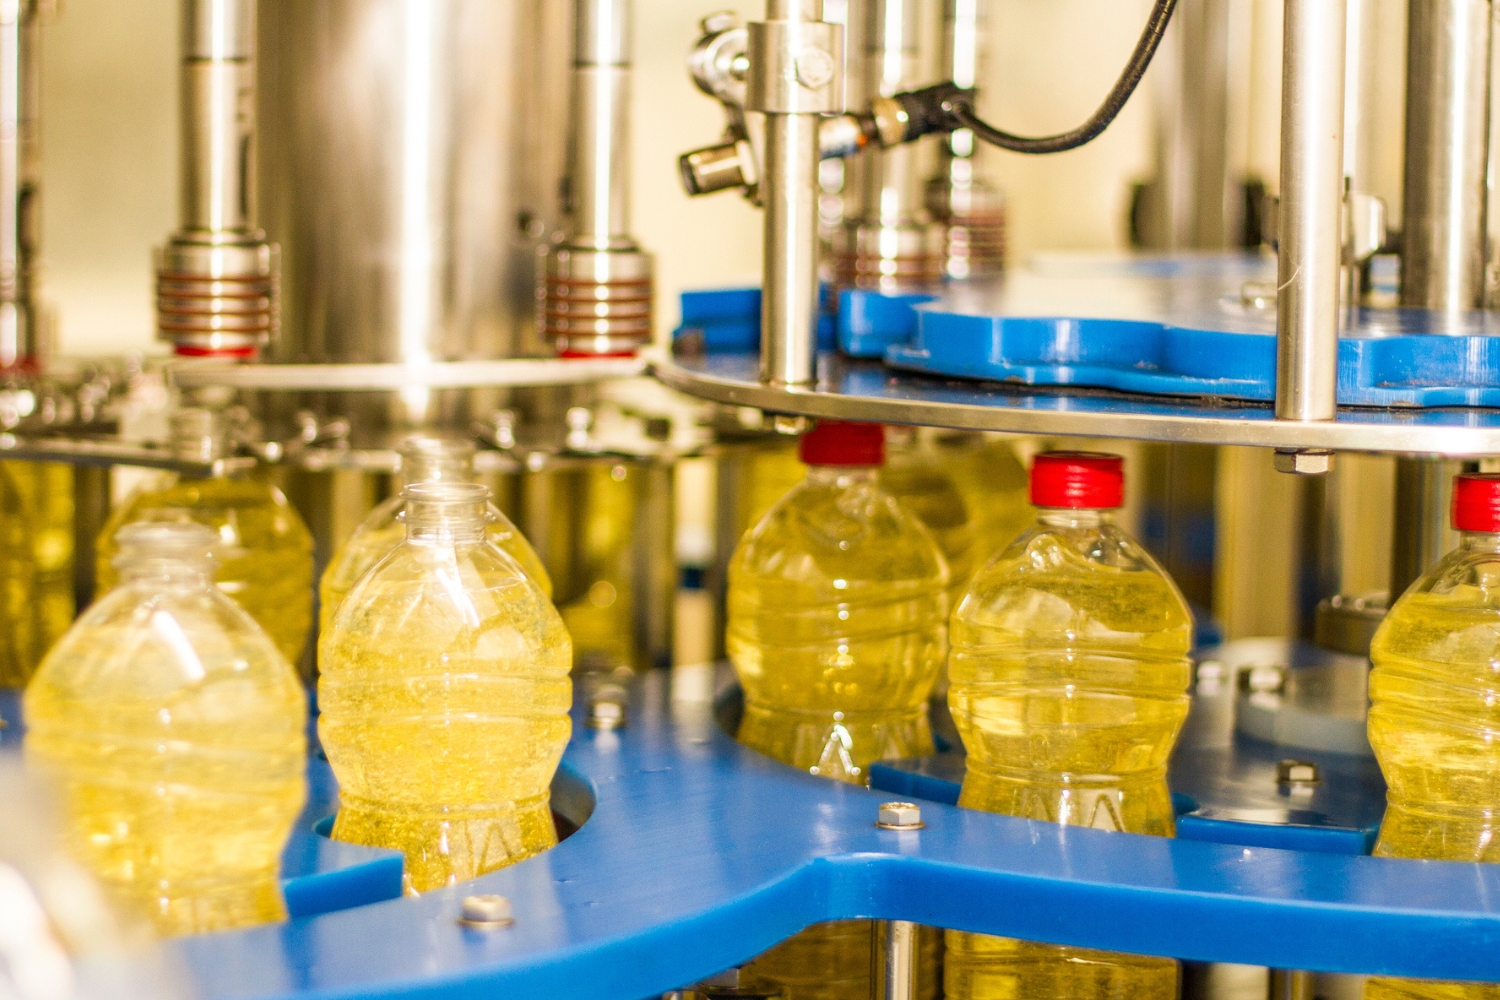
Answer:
[1037,507,1112,529]
[807,465,878,486]
[1461,530,1500,553]
[401,482,492,544]
[398,438,478,489]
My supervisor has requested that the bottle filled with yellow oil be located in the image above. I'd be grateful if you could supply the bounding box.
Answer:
[24,521,307,936]
[946,452,1192,1000]
[320,436,551,640]
[319,481,572,892]
[933,432,1032,565]
[881,427,976,615]
[727,420,948,1000]
[1365,473,1500,1000]
[95,409,314,669]
[0,461,74,688]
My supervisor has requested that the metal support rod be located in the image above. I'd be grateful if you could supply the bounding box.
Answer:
[874,920,918,1000]
[72,465,109,612]
[0,0,37,369]
[1267,969,1314,1000]
[1274,0,1347,422]
[572,0,631,248]
[1390,457,1460,598]
[748,0,843,386]
[1400,0,1492,310]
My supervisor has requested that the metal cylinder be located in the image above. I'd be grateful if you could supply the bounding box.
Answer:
[872,920,918,1000]
[0,0,39,368]
[158,0,277,358]
[257,0,572,426]
[832,0,945,292]
[541,0,655,357]
[1274,0,1347,422]
[1400,0,1492,311]
[1390,457,1460,598]
[925,0,1006,278]
[748,0,843,386]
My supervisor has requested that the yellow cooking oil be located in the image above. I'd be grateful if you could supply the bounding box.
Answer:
[0,460,74,688]
[24,521,306,936]
[946,452,1192,1000]
[1365,473,1500,1000]
[727,420,948,1000]
[934,432,1032,564]
[882,428,976,615]
[319,437,550,639]
[318,482,572,892]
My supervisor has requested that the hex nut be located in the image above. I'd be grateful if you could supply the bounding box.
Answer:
[876,801,925,830]
[1276,759,1321,786]
[587,698,627,731]
[458,894,514,928]
[1273,449,1334,476]
[794,47,837,89]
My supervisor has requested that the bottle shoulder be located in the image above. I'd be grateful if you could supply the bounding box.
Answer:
[731,478,948,594]
[102,476,313,551]
[1373,546,1500,669]
[955,522,1192,643]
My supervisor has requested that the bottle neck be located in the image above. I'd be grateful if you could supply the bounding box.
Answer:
[1037,507,1114,529]
[119,559,215,588]
[399,454,476,490]
[807,465,879,486]
[1461,530,1500,553]
[402,497,490,545]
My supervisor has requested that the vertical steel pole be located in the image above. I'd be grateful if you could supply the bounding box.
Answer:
[1274,0,1347,424]
[873,920,918,1000]
[749,0,843,386]
[0,0,38,368]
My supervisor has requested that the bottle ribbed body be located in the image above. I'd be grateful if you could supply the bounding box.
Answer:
[729,466,948,1000]
[0,461,74,688]
[319,493,551,639]
[319,526,572,892]
[23,562,306,936]
[946,512,1192,1000]
[1365,536,1500,1000]
[96,475,314,667]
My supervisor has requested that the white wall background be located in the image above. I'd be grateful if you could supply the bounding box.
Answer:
[35,0,1403,358]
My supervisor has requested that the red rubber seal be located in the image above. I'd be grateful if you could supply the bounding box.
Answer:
[1030,451,1125,509]
[1453,473,1500,532]
[174,345,258,359]
[798,420,884,467]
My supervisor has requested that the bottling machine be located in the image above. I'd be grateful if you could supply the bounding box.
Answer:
[4,0,1500,999]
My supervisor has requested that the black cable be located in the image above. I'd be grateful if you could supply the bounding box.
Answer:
[942,0,1178,155]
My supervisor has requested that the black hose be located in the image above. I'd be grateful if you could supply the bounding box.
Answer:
[944,0,1178,155]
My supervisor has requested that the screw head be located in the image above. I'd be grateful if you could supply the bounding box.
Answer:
[1276,759,1321,786]
[458,894,514,928]
[876,801,925,830]
[794,47,837,89]
[1273,449,1334,476]
[700,11,737,35]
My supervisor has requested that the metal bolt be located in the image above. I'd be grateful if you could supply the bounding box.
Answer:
[700,11,737,35]
[876,801,925,831]
[794,47,836,89]
[771,414,810,436]
[458,894,514,929]
[587,684,628,731]
[1273,449,1334,476]
[1276,759,1321,786]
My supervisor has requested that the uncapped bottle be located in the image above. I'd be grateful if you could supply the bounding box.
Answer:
[946,452,1192,1000]
[319,481,572,892]
[96,409,314,669]
[728,420,948,1000]
[1365,473,1500,1000]
[25,521,307,935]
[319,436,551,640]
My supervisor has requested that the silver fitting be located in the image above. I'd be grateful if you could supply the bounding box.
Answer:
[1273,449,1334,476]
[745,18,843,116]
[458,894,515,929]
[1276,759,1321,786]
[169,407,229,463]
[876,801,925,830]
[586,683,629,730]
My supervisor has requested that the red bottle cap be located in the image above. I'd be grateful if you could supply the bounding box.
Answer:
[1452,473,1500,532]
[798,421,885,467]
[1030,451,1125,509]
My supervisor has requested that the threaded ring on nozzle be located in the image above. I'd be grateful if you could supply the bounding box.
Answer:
[540,245,654,356]
[829,221,948,294]
[155,239,279,357]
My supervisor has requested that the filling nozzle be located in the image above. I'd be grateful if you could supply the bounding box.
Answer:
[156,0,278,359]
[540,0,656,358]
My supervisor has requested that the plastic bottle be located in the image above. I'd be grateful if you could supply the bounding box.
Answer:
[881,428,976,615]
[0,461,74,688]
[1365,473,1500,1000]
[24,521,307,936]
[945,452,1192,1000]
[934,432,1032,565]
[727,420,948,1000]
[319,481,572,892]
[319,437,551,641]
[95,409,314,669]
